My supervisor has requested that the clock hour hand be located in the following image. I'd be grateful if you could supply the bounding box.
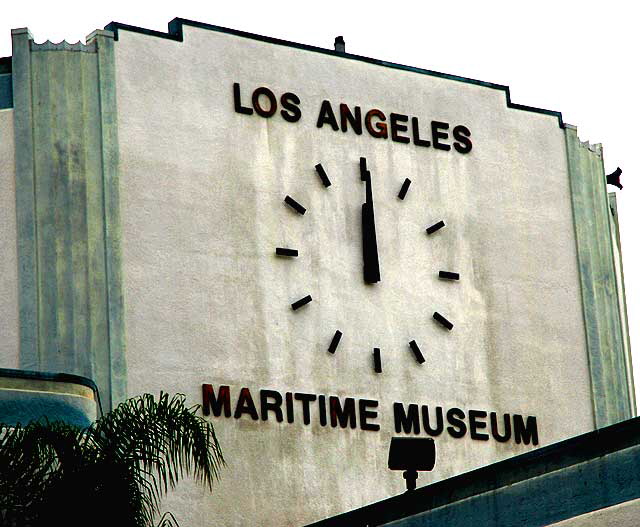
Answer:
[360,157,381,284]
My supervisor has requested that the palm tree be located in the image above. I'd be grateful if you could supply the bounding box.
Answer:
[0,392,224,527]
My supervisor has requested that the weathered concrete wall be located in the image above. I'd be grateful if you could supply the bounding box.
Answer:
[111,21,598,526]
[0,108,19,369]
[565,129,633,427]
[10,29,126,409]
[608,192,635,416]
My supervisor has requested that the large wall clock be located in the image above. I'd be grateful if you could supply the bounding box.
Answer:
[274,156,460,374]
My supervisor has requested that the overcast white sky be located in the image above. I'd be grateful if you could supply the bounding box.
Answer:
[2,1,638,403]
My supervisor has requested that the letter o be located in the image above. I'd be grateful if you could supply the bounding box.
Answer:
[252,87,278,118]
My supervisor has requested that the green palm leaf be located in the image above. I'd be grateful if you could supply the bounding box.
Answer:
[0,392,224,527]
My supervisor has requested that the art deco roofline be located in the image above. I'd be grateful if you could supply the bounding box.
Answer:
[104,17,565,129]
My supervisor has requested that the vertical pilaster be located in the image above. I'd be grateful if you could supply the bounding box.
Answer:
[90,29,127,407]
[11,28,38,371]
[565,125,632,427]
[12,28,126,410]
[608,193,636,416]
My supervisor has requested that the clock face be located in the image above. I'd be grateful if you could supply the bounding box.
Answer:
[274,156,461,374]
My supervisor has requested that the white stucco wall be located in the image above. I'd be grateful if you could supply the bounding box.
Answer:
[114,25,593,526]
[0,109,19,370]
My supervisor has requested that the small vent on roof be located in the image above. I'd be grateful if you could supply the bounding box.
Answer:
[334,36,345,53]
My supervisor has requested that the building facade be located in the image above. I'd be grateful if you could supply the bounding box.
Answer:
[0,18,635,526]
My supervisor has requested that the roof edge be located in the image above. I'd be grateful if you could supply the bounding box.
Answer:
[104,17,564,129]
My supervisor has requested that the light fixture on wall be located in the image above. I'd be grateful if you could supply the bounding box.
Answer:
[388,437,436,491]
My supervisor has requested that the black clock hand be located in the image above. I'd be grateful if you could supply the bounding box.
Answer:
[360,157,381,284]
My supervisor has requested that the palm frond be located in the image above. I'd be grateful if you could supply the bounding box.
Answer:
[0,392,225,527]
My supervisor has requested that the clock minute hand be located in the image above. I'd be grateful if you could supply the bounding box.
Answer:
[360,157,381,284]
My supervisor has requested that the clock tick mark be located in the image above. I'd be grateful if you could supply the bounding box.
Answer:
[328,330,342,354]
[439,271,460,280]
[373,348,382,373]
[398,178,412,200]
[275,247,298,257]
[291,295,312,310]
[315,163,332,187]
[426,220,445,235]
[409,340,426,364]
[284,195,307,215]
[360,157,370,180]
[433,311,453,330]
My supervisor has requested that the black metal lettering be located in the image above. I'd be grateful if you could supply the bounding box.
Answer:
[233,83,253,115]
[252,86,277,118]
[280,92,302,122]
[469,410,489,441]
[202,384,231,417]
[317,100,339,131]
[260,389,283,422]
[285,392,295,423]
[364,109,388,138]
[318,395,327,426]
[453,125,472,153]
[412,117,430,147]
[359,399,380,431]
[490,412,511,442]
[294,393,317,425]
[431,121,451,151]
[234,387,259,420]
[330,396,357,429]
[514,415,539,445]
[446,407,467,438]
[393,403,420,434]
[390,113,410,144]
[421,406,444,436]
[339,104,363,135]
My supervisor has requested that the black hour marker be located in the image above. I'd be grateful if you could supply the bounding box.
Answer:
[315,163,331,187]
[373,348,382,373]
[398,178,412,200]
[291,295,312,310]
[284,195,306,215]
[328,330,342,354]
[276,247,298,257]
[433,311,453,330]
[427,220,444,234]
[426,220,445,235]
[409,340,425,364]
[439,271,459,280]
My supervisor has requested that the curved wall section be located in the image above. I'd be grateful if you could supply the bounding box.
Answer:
[0,368,100,427]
